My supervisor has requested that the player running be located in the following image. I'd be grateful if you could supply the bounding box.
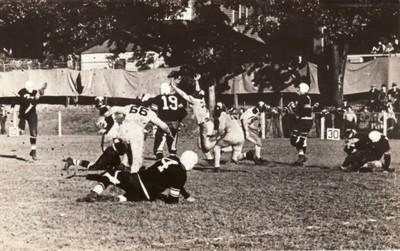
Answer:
[63,98,172,173]
[76,151,198,204]
[150,82,187,159]
[239,101,270,164]
[290,82,313,166]
[341,129,393,172]
[16,80,47,160]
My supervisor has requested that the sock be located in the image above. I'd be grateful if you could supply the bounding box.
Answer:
[214,145,221,168]
[205,151,213,160]
[255,145,261,159]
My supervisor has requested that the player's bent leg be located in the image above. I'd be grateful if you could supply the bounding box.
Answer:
[199,121,216,152]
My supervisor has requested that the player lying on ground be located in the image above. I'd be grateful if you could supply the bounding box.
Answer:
[341,129,394,172]
[64,97,172,173]
[75,151,198,204]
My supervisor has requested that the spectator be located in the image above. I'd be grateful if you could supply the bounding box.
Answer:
[312,102,322,138]
[382,102,398,138]
[393,37,400,52]
[378,84,388,111]
[358,106,371,132]
[371,41,386,54]
[368,85,380,112]
[264,106,272,138]
[388,83,400,111]
[0,104,7,135]
[271,107,282,138]
[343,106,357,131]
[385,42,395,53]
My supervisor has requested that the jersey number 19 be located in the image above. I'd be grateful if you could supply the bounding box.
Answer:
[161,96,178,110]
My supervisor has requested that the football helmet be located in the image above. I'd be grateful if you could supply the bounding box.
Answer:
[160,82,171,95]
[368,130,381,143]
[298,82,310,95]
[180,150,198,171]
[25,80,34,92]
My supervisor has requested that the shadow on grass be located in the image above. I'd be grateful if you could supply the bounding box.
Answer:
[193,166,248,173]
[0,153,30,162]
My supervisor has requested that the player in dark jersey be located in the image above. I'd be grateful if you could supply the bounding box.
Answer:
[76,150,198,203]
[290,83,313,166]
[341,129,393,172]
[17,80,47,160]
[151,82,187,159]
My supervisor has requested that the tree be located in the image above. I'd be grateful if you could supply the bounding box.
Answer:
[215,0,400,105]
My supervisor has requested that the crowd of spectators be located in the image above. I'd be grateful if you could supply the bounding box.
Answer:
[371,35,400,54]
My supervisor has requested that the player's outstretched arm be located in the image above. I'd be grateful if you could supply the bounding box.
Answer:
[104,105,131,117]
[170,82,193,104]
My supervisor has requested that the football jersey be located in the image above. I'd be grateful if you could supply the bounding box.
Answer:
[295,95,313,120]
[18,88,39,117]
[139,156,187,199]
[240,106,261,126]
[217,111,242,133]
[152,94,187,121]
[106,104,168,142]
[189,96,210,124]
[352,131,390,160]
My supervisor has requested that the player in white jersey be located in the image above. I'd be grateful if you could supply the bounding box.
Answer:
[240,101,270,164]
[63,100,172,173]
[204,102,254,171]
[170,74,214,161]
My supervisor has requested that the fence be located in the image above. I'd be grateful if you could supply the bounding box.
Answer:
[0,60,76,72]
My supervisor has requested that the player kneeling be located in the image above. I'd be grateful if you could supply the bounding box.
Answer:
[75,151,198,204]
[341,129,394,172]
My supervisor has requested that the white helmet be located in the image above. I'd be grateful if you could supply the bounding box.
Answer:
[180,150,198,171]
[25,80,34,92]
[160,82,171,95]
[298,82,310,95]
[368,130,382,143]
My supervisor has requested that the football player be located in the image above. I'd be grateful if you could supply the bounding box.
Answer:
[207,102,254,171]
[16,80,47,160]
[341,129,393,172]
[64,98,173,173]
[150,82,187,159]
[290,83,313,166]
[239,101,270,164]
[76,151,198,204]
[170,74,214,161]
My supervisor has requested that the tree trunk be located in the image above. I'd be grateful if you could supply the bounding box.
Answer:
[331,43,349,106]
[208,84,216,115]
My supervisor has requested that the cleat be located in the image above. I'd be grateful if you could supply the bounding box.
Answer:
[30,150,37,161]
[254,157,268,165]
[300,155,308,163]
[62,157,74,170]
[77,191,98,203]
[213,167,221,173]
[156,152,164,160]
[245,150,255,161]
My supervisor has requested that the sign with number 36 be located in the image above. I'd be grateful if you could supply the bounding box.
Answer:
[326,128,340,141]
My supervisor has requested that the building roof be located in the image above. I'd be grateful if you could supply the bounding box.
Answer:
[80,39,136,54]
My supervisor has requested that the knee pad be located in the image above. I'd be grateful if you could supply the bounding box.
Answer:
[290,130,299,147]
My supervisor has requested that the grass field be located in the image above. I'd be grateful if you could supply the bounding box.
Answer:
[0,135,399,250]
